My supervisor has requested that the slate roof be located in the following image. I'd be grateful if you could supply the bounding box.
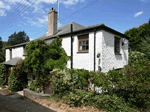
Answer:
[36,22,85,40]
[6,22,129,49]
[4,57,22,66]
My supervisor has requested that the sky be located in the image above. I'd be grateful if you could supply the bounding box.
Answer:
[0,0,149,41]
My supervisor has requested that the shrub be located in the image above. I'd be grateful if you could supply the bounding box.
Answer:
[93,94,135,112]
[28,80,41,92]
[63,89,94,107]
[8,61,28,92]
[0,63,6,87]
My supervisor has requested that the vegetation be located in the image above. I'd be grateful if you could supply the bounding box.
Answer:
[0,37,2,52]
[0,63,6,87]
[0,37,8,63]
[24,38,69,93]
[8,61,28,92]
[124,20,150,52]
[8,31,30,45]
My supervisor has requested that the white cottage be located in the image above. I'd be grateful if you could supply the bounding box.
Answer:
[5,8,129,80]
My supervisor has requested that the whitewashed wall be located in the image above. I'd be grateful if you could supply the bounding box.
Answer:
[6,49,10,62]
[101,30,128,72]
[5,46,25,62]
[12,46,25,59]
[61,30,128,72]
[72,32,94,71]
[95,31,103,71]
[62,37,71,69]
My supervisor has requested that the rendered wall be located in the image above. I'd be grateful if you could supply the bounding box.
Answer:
[5,49,10,62]
[5,46,25,62]
[101,30,128,72]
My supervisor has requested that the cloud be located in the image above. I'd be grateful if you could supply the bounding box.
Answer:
[134,11,143,17]
[0,1,11,10]
[30,38,34,41]
[25,16,48,27]
[61,0,85,5]
[0,10,6,16]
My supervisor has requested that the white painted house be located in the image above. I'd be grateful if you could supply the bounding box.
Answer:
[5,8,129,75]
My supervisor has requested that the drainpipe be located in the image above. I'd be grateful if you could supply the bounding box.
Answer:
[71,24,73,69]
[94,29,96,72]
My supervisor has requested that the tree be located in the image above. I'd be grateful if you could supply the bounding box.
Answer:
[0,37,2,52]
[124,20,150,51]
[8,31,30,45]
[0,49,5,63]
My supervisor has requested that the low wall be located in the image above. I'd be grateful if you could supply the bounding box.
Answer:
[23,89,51,101]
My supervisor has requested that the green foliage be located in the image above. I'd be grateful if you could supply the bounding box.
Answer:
[0,63,6,87]
[8,61,28,92]
[93,94,134,112]
[138,37,150,59]
[124,21,150,51]
[120,62,150,110]
[28,80,41,92]
[47,64,150,111]
[0,37,2,51]
[0,48,5,63]
[8,31,30,45]
[63,89,94,107]
[45,38,70,70]
[24,39,50,92]
[129,51,148,64]
[24,38,69,92]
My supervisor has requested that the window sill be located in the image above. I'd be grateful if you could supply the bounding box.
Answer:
[115,53,121,55]
[77,51,89,53]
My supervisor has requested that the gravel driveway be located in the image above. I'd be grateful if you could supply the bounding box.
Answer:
[0,94,55,112]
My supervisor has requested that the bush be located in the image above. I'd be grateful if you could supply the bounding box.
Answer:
[63,89,94,107]
[93,94,135,112]
[28,80,41,92]
[0,63,6,87]
[8,61,28,92]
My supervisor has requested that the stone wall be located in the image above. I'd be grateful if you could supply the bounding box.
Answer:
[23,89,51,101]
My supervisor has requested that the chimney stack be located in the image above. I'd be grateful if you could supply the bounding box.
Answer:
[46,7,58,36]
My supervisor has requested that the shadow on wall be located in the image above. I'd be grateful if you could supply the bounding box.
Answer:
[115,55,122,60]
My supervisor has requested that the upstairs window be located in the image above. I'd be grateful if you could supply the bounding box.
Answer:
[10,49,12,59]
[78,34,89,52]
[114,37,120,54]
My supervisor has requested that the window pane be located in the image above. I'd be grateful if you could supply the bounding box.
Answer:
[82,46,85,50]
[79,41,82,46]
[86,45,89,50]
[86,40,89,45]
[80,45,82,50]
[83,41,86,45]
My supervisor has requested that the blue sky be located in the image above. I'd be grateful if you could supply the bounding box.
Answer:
[0,0,149,41]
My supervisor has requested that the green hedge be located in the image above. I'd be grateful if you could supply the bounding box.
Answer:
[0,63,6,87]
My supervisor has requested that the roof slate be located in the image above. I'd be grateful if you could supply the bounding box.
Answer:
[6,22,129,49]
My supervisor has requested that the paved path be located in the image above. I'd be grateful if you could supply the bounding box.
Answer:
[0,94,55,112]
